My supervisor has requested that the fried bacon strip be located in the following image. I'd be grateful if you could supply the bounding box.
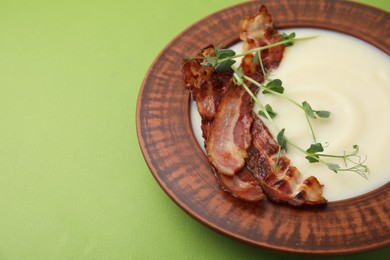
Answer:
[206,82,253,176]
[183,6,326,206]
[183,46,232,142]
[240,6,285,70]
[183,48,264,201]
[247,117,326,206]
[238,6,326,206]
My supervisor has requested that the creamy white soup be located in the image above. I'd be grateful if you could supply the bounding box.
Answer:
[191,28,390,201]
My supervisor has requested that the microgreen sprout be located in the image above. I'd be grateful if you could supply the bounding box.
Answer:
[258,104,277,119]
[280,32,296,47]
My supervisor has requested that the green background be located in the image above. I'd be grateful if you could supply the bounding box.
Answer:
[0,0,389,259]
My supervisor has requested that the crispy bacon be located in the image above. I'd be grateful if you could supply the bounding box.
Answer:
[216,167,264,201]
[239,6,326,206]
[183,48,264,201]
[247,117,326,206]
[183,46,232,141]
[206,82,253,176]
[240,6,285,70]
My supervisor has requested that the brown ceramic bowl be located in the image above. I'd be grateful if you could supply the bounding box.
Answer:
[137,0,390,255]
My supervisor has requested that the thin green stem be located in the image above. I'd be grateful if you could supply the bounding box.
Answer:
[305,113,317,142]
[218,36,318,64]
[257,50,267,80]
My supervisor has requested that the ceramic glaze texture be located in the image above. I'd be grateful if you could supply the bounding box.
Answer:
[137,0,390,255]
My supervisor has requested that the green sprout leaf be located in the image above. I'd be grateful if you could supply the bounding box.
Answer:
[302,101,316,118]
[258,104,277,119]
[327,163,341,173]
[200,56,217,67]
[277,128,287,152]
[305,143,324,163]
[263,79,284,94]
[214,49,236,59]
[305,155,319,163]
[214,60,236,72]
[280,32,296,46]
[306,143,324,154]
[235,67,243,78]
[315,110,331,118]
[233,67,244,86]
[303,101,330,119]
[252,51,260,63]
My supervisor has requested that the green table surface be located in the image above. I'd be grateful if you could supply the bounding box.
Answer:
[0,0,389,259]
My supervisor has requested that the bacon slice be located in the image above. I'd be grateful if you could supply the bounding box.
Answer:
[239,6,326,206]
[183,47,264,201]
[247,117,326,206]
[240,5,285,70]
[183,46,232,141]
[216,167,263,201]
[206,82,253,176]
